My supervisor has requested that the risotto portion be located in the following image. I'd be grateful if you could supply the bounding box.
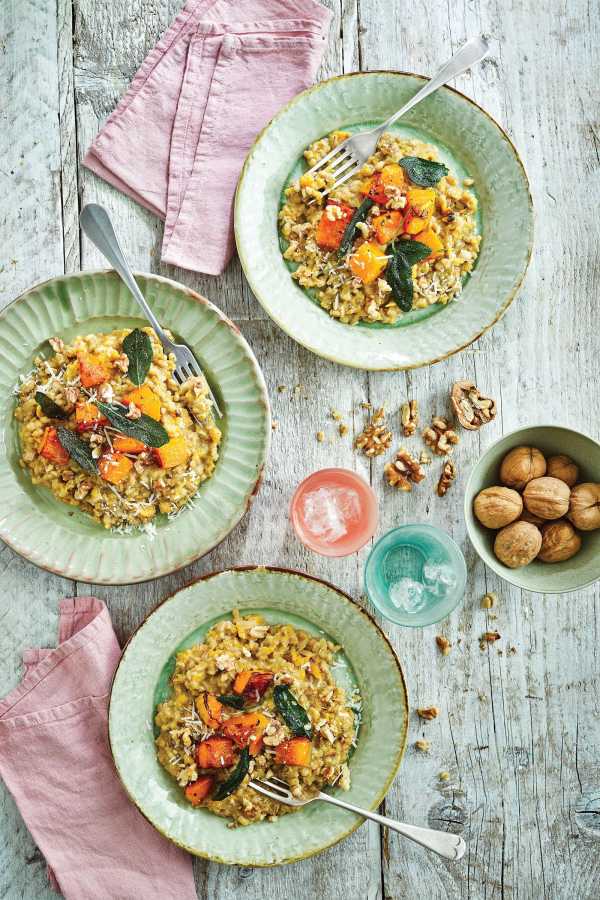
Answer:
[14,327,221,530]
[279,131,481,325]
[155,611,359,826]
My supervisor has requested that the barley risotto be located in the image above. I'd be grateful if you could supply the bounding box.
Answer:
[14,327,221,530]
[155,611,360,827]
[279,131,481,325]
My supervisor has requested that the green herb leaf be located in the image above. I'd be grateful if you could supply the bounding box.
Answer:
[95,401,169,448]
[399,156,449,187]
[122,329,153,386]
[35,391,69,420]
[392,239,432,267]
[385,254,414,312]
[212,748,250,801]
[273,685,313,738]
[56,426,98,474]
[216,694,246,710]
[338,198,374,256]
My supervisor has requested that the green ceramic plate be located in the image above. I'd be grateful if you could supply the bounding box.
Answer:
[465,426,600,592]
[109,567,409,866]
[0,271,270,584]
[235,72,533,370]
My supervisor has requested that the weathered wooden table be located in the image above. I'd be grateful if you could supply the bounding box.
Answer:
[2,1,599,897]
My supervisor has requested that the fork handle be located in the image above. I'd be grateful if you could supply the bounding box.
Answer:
[316,792,466,861]
[379,35,489,134]
[80,203,175,351]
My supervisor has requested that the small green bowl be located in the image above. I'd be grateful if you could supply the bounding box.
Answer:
[464,425,600,593]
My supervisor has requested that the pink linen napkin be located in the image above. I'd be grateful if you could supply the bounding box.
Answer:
[83,0,332,275]
[0,598,196,900]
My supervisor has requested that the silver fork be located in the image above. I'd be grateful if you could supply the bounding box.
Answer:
[306,35,489,196]
[249,776,466,861]
[79,203,222,418]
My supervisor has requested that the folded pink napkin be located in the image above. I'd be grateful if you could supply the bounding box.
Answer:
[83,0,332,275]
[0,598,196,900]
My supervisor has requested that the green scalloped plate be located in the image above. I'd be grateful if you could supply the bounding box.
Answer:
[109,567,409,866]
[235,71,533,370]
[0,272,270,583]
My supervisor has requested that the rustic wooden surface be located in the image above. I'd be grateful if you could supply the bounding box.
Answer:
[1,1,599,897]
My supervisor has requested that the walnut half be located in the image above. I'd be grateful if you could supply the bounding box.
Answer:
[423,416,460,456]
[437,460,457,497]
[451,381,496,430]
[384,447,425,491]
[400,399,418,437]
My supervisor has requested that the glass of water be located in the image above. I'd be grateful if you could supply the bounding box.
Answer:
[364,524,467,627]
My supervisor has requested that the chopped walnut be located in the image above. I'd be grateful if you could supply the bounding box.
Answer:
[73,480,92,500]
[339,423,349,437]
[97,383,114,403]
[415,739,431,752]
[316,430,325,443]
[355,407,392,457]
[479,631,501,650]
[263,721,286,747]
[114,353,129,373]
[400,400,418,436]
[451,381,496,430]
[437,460,457,497]
[248,624,269,639]
[419,450,432,465]
[49,336,64,353]
[320,723,336,743]
[422,416,460,456]
[435,635,452,655]
[126,402,142,420]
[480,592,497,609]
[384,447,425,491]
[417,706,439,720]
[438,771,450,782]
[214,653,235,672]
[64,386,79,405]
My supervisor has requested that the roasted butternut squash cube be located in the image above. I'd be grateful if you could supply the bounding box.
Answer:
[39,427,69,465]
[195,692,223,729]
[348,241,389,284]
[153,436,189,469]
[75,402,107,432]
[98,451,133,484]
[221,712,269,755]
[113,435,146,454]
[123,384,161,420]
[232,671,252,695]
[184,774,214,805]
[380,163,407,191]
[275,736,312,767]
[315,201,355,250]
[78,353,110,388]
[196,736,236,769]
[406,188,436,219]
[403,208,429,235]
[415,229,444,259]
[373,210,403,245]
[360,172,388,205]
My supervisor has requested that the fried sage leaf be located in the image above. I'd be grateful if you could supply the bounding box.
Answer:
[35,391,69,420]
[96,401,169,447]
[56,426,98,474]
[212,747,250,801]
[393,238,432,268]
[217,693,246,710]
[338,197,374,256]
[122,328,153,386]
[273,685,313,738]
[386,253,414,312]
[399,156,449,187]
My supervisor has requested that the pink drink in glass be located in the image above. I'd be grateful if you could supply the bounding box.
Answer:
[290,468,378,557]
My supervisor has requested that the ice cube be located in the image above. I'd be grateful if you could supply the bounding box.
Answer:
[389,577,425,613]
[422,562,457,588]
[301,486,361,544]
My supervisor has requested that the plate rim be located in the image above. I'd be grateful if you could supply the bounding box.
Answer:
[0,270,271,584]
[235,69,534,371]
[108,565,410,866]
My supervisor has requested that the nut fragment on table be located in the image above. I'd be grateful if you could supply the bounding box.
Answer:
[451,380,496,430]
[355,407,392,457]
[437,460,457,497]
[417,706,439,720]
[415,739,431,752]
[435,635,452,655]
[384,447,425,491]
[400,399,419,436]
[422,416,460,456]
[480,592,497,609]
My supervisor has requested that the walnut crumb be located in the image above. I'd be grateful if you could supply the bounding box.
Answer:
[400,399,419,436]
[277,385,287,393]
[480,631,501,650]
[435,635,452,655]
[355,407,392,457]
[316,430,325,443]
[331,409,342,421]
[480,592,497,609]
[417,706,439,720]
[415,739,431,752]
[271,420,278,431]
[384,447,425,491]
[438,771,450,782]
[339,423,348,437]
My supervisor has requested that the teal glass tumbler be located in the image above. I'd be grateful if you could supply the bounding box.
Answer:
[364,524,467,627]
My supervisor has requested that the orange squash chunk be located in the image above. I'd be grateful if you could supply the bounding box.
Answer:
[39,427,69,465]
[184,774,214,805]
[123,384,161,420]
[380,163,407,191]
[232,671,252,695]
[275,736,312,767]
[406,188,436,218]
[415,229,444,259]
[373,210,403,245]
[98,451,133,484]
[113,435,146,454]
[360,172,387,205]
[348,241,388,284]
[315,200,354,251]
[195,692,223,729]
[78,353,110,388]
[221,712,269,756]
[153,436,189,469]
[196,736,236,769]
[75,402,108,432]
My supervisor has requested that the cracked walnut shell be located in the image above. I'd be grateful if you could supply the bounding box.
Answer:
[499,446,546,491]
[355,407,392,457]
[568,483,600,531]
[384,447,425,491]
[494,521,542,568]
[538,520,582,562]
[523,476,570,520]
[422,416,459,456]
[473,486,523,528]
[451,381,496,430]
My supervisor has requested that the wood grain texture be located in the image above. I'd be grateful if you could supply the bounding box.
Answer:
[1,0,599,898]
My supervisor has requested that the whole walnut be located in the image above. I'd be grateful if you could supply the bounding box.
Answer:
[473,486,522,529]
[494,521,542,568]
[499,446,546,491]
[538,520,582,563]
[523,476,570,520]
[568,483,600,531]
[546,454,579,487]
